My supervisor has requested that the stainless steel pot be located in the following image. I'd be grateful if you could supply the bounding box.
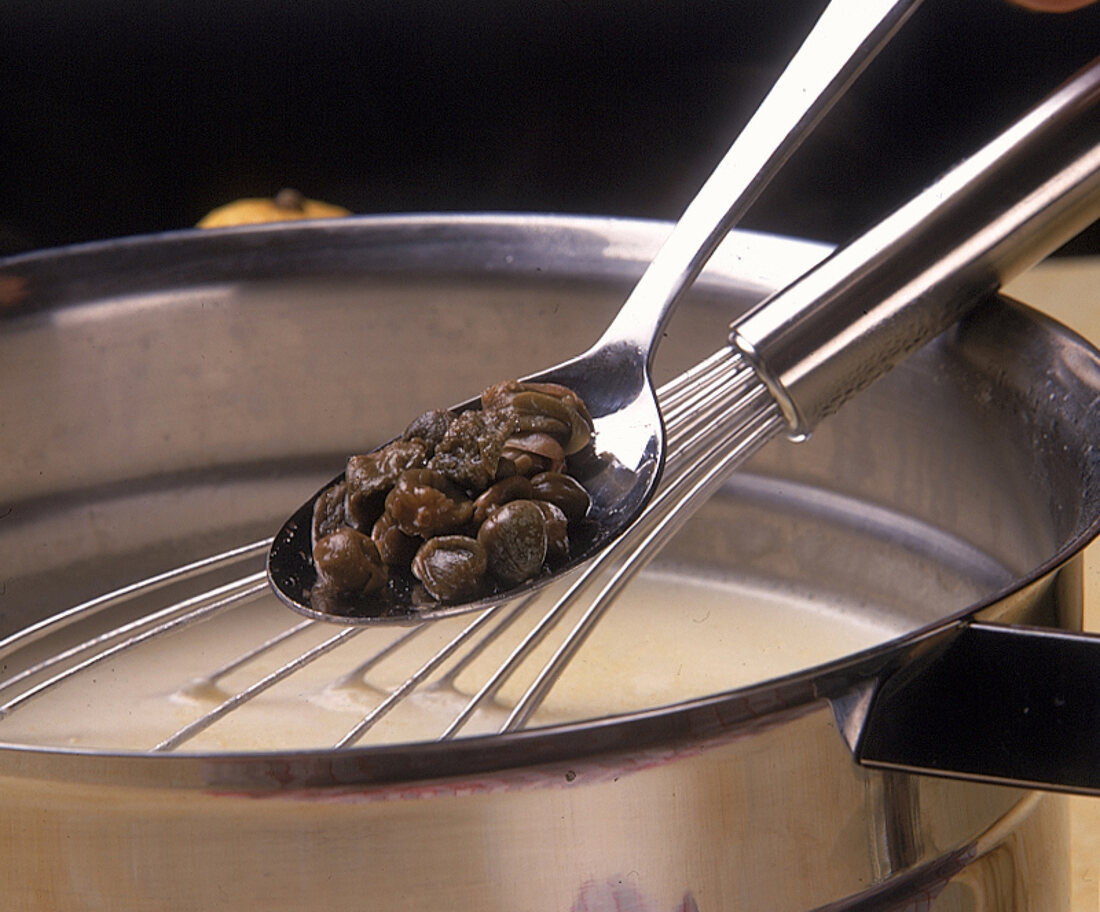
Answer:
[0,215,1096,910]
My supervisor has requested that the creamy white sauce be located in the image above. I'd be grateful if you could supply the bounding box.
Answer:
[0,571,897,753]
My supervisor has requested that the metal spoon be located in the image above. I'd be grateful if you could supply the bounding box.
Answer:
[268,0,922,623]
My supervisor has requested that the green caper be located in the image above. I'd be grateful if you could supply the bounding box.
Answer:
[520,381,593,422]
[482,380,591,422]
[493,456,518,481]
[501,432,565,476]
[312,377,596,614]
[312,480,347,546]
[533,500,570,564]
[559,403,593,455]
[498,381,593,455]
[479,379,525,411]
[509,390,592,454]
[313,527,387,594]
[402,408,456,447]
[345,439,430,530]
[514,412,572,440]
[530,471,592,522]
[385,468,474,538]
[477,499,548,585]
[371,512,420,567]
[429,407,519,490]
[411,535,488,602]
[472,475,535,524]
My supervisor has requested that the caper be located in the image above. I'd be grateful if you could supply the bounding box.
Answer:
[501,432,565,476]
[411,535,488,602]
[510,391,574,437]
[511,391,592,455]
[558,403,593,456]
[385,468,474,538]
[313,527,387,594]
[533,500,570,564]
[345,439,430,530]
[483,380,586,417]
[520,381,593,422]
[312,480,347,546]
[402,408,456,447]
[493,456,518,481]
[480,379,525,411]
[309,583,359,617]
[472,475,535,524]
[371,512,420,567]
[530,471,591,523]
[429,407,519,491]
[477,499,548,585]
[514,412,571,439]
[510,390,574,422]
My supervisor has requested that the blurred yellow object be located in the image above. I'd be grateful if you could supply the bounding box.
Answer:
[197,189,350,228]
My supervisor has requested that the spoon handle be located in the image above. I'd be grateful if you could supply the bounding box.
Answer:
[597,0,924,360]
[733,54,1100,438]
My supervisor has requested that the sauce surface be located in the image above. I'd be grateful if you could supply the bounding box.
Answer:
[0,571,899,753]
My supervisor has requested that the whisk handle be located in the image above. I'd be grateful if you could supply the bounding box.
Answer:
[731,55,1100,440]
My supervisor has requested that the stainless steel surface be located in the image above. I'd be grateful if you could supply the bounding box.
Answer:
[1004,257,1100,911]
[0,216,1097,909]
[733,54,1100,439]
[267,0,921,623]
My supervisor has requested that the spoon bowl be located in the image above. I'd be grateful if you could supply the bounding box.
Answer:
[266,343,664,623]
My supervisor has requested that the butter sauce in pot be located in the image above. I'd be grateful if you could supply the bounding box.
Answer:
[0,572,898,752]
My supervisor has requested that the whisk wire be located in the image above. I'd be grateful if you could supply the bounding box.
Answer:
[447,351,779,735]
[0,573,268,720]
[0,539,271,659]
[505,398,784,730]
[335,607,502,748]
[153,622,366,752]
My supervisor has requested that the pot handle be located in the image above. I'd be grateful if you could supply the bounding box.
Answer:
[855,621,1100,795]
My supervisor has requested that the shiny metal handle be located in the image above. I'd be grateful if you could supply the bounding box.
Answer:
[732,55,1100,439]
[596,0,923,360]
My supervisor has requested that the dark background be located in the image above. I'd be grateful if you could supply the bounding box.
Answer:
[2,0,1098,257]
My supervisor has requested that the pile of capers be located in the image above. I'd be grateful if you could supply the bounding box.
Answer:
[311,380,595,612]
